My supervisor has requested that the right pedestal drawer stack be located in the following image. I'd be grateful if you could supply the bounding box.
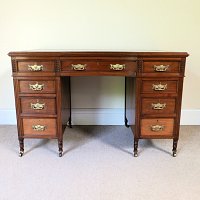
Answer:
[134,57,187,157]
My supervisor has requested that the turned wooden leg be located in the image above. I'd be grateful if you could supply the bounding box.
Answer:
[19,138,24,157]
[133,138,139,157]
[172,139,178,157]
[58,140,63,157]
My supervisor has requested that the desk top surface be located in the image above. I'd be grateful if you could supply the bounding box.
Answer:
[8,50,189,58]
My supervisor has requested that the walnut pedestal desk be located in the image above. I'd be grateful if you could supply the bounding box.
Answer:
[8,51,189,157]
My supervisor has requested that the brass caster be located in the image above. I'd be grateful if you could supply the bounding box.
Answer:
[19,151,24,157]
[172,152,177,157]
[134,152,138,157]
[59,151,63,157]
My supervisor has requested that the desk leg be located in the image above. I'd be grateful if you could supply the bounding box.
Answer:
[133,138,138,157]
[57,77,64,157]
[124,77,129,128]
[172,139,178,157]
[58,140,63,157]
[19,138,24,157]
[68,76,72,128]
[125,77,135,128]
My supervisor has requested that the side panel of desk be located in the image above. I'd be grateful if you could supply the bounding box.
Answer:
[131,56,187,157]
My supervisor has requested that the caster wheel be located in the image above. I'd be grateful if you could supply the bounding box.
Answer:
[173,152,177,157]
[134,152,138,157]
[59,152,63,157]
[19,151,24,157]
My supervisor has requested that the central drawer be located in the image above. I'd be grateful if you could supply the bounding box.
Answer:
[22,118,57,137]
[61,60,136,75]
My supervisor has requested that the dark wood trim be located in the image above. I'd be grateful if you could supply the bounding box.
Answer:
[8,51,189,58]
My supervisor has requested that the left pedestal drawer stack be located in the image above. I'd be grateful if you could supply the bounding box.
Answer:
[10,57,64,157]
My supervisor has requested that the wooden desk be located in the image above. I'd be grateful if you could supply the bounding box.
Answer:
[8,51,189,157]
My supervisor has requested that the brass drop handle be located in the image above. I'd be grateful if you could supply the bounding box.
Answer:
[32,125,46,131]
[152,103,166,110]
[29,82,44,91]
[28,64,43,71]
[110,64,125,71]
[31,100,45,110]
[72,64,86,71]
[152,82,167,91]
[151,124,164,132]
[154,65,169,72]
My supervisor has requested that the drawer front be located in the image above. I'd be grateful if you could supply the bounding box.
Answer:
[142,98,176,115]
[141,118,174,137]
[61,61,97,71]
[61,60,136,73]
[22,118,57,137]
[142,80,178,93]
[143,61,180,73]
[19,80,56,93]
[20,98,56,114]
[98,61,136,73]
[17,61,55,72]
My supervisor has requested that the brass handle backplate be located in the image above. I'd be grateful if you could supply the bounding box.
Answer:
[31,100,45,110]
[151,103,166,110]
[72,64,86,71]
[151,124,164,132]
[152,83,167,91]
[32,125,46,131]
[110,64,125,71]
[154,65,169,72]
[29,82,44,91]
[28,64,43,71]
